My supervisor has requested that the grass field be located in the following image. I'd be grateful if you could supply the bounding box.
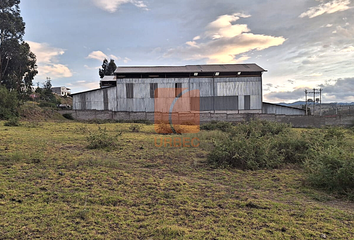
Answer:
[0,121,353,239]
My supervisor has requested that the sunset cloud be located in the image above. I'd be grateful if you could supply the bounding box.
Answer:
[299,0,351,18]
[86,51,108,61]
[166,13,286,63]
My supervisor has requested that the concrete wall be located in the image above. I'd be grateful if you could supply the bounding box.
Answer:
[66,110,354,128]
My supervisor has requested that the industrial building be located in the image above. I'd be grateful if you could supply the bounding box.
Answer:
[72,64,305,116]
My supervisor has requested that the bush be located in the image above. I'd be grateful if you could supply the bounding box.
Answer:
[323,127,345,141]
[86,127,121,149]
[207,121,293,169]
[200,121,233,132]
[230,120,290,138]
[208,136,283,170]
[62,113,74,120]
[39,101,57,108]
[304,145,354,196]
[275,132,311,164]
[207,120,307,170]
[207,121,351,170]
[0,86,19,120]
[4,117,21,127]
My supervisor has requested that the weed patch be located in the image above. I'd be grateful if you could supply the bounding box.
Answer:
[4,117,20,127]
[129,124,142,132]
[86,126,122,149]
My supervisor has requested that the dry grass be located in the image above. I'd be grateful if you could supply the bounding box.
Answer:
[0,121,353,239]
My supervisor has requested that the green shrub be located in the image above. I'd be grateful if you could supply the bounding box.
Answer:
[62,113,74,120]
[207,121,306,170]
[0,86,19,120]
[39,101,57,108]
[230,120,290,138]
[208,135,283,170]
[200,121,233,132]
[304,145,354,196]
[324,127,345,141]
[86,127,121,149]
[4,117,20,127]
[275,133,311,164]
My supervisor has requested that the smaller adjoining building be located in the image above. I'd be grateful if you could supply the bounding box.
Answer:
[52,86,71,97]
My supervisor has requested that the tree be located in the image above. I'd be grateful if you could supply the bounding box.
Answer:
[99,59,108,78]
[0,0,37,92]
[99,58,117,78]
[40,78,56,102]
[107,59,117,75]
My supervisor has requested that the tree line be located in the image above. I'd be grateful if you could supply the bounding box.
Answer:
[0,0,38,119]
[0,0,37,94]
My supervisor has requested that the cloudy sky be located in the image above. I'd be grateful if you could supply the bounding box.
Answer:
[20,0,354,102]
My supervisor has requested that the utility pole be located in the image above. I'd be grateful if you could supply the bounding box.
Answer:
[313,88,315,116]
[305,90,308,115]
[306,88,322,116]
[319,88,322,116]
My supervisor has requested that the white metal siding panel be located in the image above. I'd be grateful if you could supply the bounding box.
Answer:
[251,95,262,109]
[107,87,117,111]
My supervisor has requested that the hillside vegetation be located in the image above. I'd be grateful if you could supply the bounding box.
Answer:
[0,120,353,239]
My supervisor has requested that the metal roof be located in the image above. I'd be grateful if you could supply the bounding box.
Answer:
[114,64,266,74]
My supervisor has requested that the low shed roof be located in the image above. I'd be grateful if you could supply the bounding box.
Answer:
[114,64,266,74]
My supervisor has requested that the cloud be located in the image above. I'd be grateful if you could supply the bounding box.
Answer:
[123,57,131,63]
[27,41,72,78]
[92,0,147,13]
[165,13,286,63]
[109,54,119,61]
[86,51,122,62]
[319,78,354,100]
[299,0,351,18]
[265,87,308,102]
[41,64,72,78]
[193,36,201,41]
[86,51,108,61]
[308,73,323,77]
[341,46,354,52]
[84,65,100,70]
[265,78,354,102]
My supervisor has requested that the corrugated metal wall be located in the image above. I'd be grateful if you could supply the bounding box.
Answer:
[262,103,305,115]
[73,76,263,112]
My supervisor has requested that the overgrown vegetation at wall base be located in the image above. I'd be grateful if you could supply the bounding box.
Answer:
[200,121,234,132]
[207,120,354,198]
